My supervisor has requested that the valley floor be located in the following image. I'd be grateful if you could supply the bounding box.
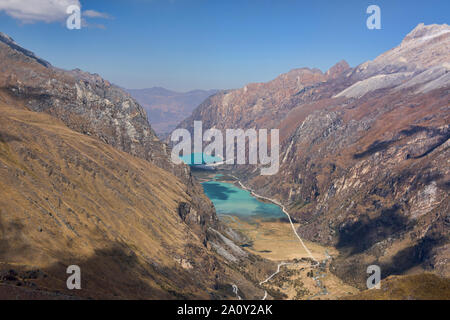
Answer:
[221,215,359,299]
[195,170,360,300]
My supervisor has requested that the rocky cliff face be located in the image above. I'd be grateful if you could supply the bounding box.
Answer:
[176,23,450,288]
[0,32,169,170]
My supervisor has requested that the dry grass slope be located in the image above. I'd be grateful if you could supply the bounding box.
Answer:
[0,99,224,299]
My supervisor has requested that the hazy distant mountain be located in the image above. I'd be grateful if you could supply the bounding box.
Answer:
[127,87,218,137]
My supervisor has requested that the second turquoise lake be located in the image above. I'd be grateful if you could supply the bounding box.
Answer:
[201,180,285,220]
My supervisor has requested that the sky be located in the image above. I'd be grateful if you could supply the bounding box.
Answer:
[0,0,449,91]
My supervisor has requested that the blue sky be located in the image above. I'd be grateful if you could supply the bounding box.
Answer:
[0,0,448,91]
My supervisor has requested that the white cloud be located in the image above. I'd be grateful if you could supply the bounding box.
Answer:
[0,0,81,23]
[83,9,111,19]
[0,0,112,25]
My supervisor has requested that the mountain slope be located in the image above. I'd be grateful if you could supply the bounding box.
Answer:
[176,23,450,289]
[0,99,273,299]
[0,33,272,299]
[127,87,217,137]
[0,99,204,299]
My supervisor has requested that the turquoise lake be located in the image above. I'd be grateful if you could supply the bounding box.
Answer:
[201,180,285,220]
[179,153,222,165]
